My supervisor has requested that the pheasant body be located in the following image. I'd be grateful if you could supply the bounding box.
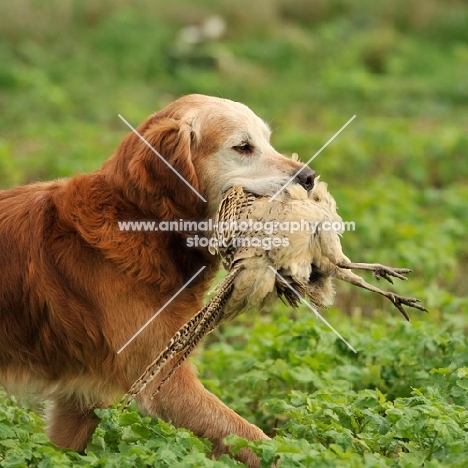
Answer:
[211,181,350,318]
[121,180,426,405]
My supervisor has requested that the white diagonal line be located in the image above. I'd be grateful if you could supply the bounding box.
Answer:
[269,266,357,353]
[118,114,207,203]
[269,115,356,202]
[117,266,206,354]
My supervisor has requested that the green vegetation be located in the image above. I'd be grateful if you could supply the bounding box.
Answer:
[1,0,467,466]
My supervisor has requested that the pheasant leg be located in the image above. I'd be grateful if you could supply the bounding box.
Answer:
[335,268,427,320]
[337,261,411,284]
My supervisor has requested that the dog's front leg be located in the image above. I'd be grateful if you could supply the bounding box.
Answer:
[46,397,102,452]
[136,361,268,467]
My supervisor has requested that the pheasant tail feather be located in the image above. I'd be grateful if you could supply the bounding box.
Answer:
[121,266,243,407]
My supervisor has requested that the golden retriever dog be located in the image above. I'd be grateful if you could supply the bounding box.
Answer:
[0,94,315,466]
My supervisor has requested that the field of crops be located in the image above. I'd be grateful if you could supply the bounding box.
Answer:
[0,0,467,466]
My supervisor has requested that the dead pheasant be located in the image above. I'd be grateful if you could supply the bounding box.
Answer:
[121,180,426,406]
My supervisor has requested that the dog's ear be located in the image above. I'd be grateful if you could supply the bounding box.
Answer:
[126,117,203,215]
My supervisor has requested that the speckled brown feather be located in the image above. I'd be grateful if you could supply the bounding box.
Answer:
[120,265,242,406]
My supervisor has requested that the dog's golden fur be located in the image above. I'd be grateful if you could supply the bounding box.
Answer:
[0,94,314,466]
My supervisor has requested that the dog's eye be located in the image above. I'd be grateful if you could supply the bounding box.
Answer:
[233,142,253,154]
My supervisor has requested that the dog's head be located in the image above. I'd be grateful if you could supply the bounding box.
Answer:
[104,94,316,218]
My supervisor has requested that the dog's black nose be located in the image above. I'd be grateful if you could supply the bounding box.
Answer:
[294,166,316,191]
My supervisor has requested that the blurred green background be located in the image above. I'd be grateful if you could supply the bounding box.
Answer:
[1,1,468,466]
[1,0,466,315]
